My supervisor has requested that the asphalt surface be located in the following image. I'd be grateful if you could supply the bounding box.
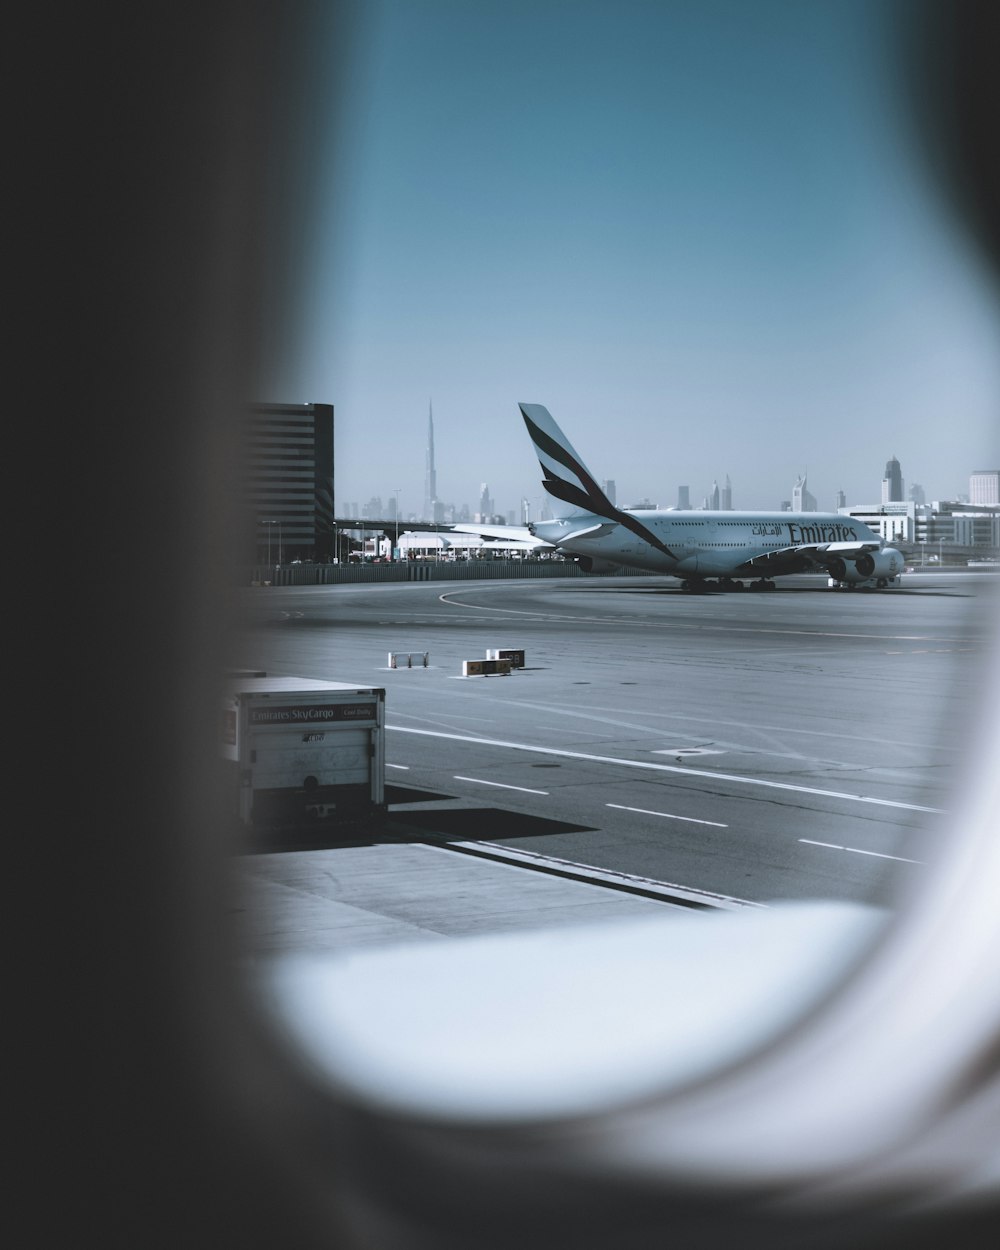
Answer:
[230,570,995,929]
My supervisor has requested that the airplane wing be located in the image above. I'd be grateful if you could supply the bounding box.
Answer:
[447,523,554,549]
[737,539,881,576]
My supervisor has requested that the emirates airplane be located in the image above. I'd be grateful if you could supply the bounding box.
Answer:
[461,403,904,592]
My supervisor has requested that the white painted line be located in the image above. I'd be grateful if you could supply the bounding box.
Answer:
[436,590,965,643]
[386,763,410,770]
[388,725,946,814]
[885,648,976,655]
[607,803,728,828]
[445,840,762,910]
[799,839,924,864]
[848,848,924,863]
[454,775,550,796]
[511,697,961,754]
[653,748,725,757]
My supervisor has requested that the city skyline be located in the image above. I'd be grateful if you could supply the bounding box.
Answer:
[268,3,1000,514]
[329,394,996,518]
[338,412,983,522]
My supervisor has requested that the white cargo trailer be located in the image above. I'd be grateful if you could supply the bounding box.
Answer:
[222,676,386,828]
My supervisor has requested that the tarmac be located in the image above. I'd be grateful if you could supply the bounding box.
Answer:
[236,824,687,959]
[235,814,885,1133]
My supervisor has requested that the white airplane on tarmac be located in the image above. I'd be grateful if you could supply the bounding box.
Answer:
[464,403,905,592]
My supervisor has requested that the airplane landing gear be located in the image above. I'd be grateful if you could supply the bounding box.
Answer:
[749,578,776,591]
[680,577,746,593]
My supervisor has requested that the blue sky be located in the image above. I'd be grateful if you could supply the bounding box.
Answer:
[265,0,1000,518]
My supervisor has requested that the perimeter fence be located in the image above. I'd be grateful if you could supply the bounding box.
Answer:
[247,558,648,587]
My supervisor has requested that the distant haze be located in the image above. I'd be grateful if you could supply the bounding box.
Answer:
[260,0,1000,518]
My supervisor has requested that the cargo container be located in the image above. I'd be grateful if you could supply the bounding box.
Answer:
[222,676,385,828]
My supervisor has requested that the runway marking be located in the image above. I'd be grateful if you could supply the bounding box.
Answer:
[388,725,946,814]
[799,838,924,864]
[437,590,966,644]
[653,747,725,758]
[441,841,762,909]
[884,647,977,655]
[607,803,728,828]
[454,775,550,795]
[495,697,961,755]
[387,763,410,770]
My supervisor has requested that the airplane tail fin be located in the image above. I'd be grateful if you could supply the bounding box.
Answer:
[518,403,617,520]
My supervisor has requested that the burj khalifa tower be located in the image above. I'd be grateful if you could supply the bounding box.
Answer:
[423,400,437,522]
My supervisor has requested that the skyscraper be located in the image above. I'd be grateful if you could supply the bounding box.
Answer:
[245,402,334,561]
[709,480,720,510]
[423,400,437,521]
[970,470,1000,506]
[478,483,493,520]
[721,475,732,511]
[603,479,616,506]
[793,474,816,512]
[677,485,690,509]
[882,456,904,503]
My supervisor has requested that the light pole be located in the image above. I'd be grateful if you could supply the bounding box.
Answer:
[263,520,278,582]
[393,489,401,561]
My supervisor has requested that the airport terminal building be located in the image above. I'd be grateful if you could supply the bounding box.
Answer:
[839,499,1000,560]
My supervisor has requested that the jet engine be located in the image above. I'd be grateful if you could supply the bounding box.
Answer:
[572,555,622,575]
[826,549,902,583]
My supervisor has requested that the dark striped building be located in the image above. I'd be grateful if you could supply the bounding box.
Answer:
[245,402,334,562]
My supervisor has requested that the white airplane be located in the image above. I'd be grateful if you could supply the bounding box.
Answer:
[514,403,904,592]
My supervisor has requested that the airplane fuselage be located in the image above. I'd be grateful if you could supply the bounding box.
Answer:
[533,510,883,578]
